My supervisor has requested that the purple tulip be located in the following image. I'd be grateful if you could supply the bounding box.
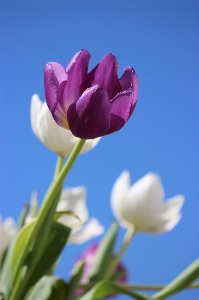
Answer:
[73,243,127,296]
[44,50,138,139]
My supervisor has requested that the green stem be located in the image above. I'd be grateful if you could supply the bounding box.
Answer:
[152,258,199,299]
[9,139,86,300]
[78,282,199,291]
[105,224,136,280]
[53,155,65,179]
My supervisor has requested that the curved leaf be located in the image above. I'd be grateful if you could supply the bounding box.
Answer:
[68,260,85,300]
[10,221,71,300]
[25,276,67,300]
[88,222,118,283]
[153,258,199,299]
[79,281,152,300]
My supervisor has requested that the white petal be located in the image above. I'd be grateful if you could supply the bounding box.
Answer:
[111,171,131,228]
[0,216,16,263]
[138,195,184,233]
[68,218,104,244]
[57,186,88,228]
[110,171,185,234]
[124,173,165,229]
[80,137,101,155]
[30,94,43,140]
[150,195,185,233]
[30,94,101,156]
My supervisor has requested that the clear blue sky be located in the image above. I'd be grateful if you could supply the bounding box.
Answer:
[0,1,199,299]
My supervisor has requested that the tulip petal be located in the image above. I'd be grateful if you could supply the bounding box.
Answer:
[119,67,135,90]
[0,216,16,263]
[31,95,101,156]
[30,94,43,140]
[111,171,132,228]
[119,67,139,104]
[44,62,68,114]
[87,53,121,99]
[108,88,137,134]
[111,172,184,234]
[67,85,112,139]
[68,218,104,244]
[144,197,183,233]
[63,50,91,111]
[57,187,88,228]
[122,173,165,230]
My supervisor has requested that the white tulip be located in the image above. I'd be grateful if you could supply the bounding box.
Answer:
[26,187,104,244]
[31,94,101,156]
[0,216,16,264]
[111,171,184,233]
[56,187,88,229]
[68,218,104,244]
[56,187,104,244]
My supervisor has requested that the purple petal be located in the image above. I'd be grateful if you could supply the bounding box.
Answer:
[131,69,139,105]
[67,85,112,139]
[119,67,135,91]
[87,53,122,99]
[108,87,138,134]
[44,62,68,120]
[62,50,91,112]
[120,67,139,107]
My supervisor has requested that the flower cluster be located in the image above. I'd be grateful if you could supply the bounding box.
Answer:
[1,50,196,300]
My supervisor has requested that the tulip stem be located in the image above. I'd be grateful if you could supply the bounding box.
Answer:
[9,139,86,300]
[78,282,199,291]
[105,224,136,280]
[54,155,65,179]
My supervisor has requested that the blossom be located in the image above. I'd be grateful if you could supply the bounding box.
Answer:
[73,243,127,295]
[0,216,16,264]
[30,94,101,156]
[111,172,184,233]
[56,187,104,244]
[44,49,138,139]
[26,187,104,244]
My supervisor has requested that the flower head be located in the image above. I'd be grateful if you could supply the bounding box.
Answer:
[111,172,184,233]
[31,94,101,156]
[44,50,138,139]
[73,243,127,295]
[26,187,104,244]
[0,216,16,264]
[56,187,104,244]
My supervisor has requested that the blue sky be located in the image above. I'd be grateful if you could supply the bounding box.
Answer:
[0,1,199,299]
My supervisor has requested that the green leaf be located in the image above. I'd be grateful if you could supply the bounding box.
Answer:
[10,221,71,300]
[54,210,80,222]
[79,281,152,300]
[26,221,71,288]
[88,222,118,283]
[0,292,5,300]
[68,260,85,300]
[27,189,62,270]
[6,189,62,298]
[10,222,34,277]
[0,221,34,297]
[17,203,29,229]
[153,258,199,299]
[25,276,67,300]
